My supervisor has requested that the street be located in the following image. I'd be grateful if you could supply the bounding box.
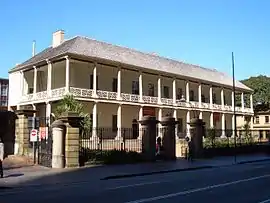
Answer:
[1,161,270,203]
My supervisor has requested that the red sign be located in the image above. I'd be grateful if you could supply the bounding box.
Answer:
[143,107,156,116]
[30,129,38,142]
[39,127,48,140]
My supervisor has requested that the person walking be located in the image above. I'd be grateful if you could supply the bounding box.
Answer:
[155,137,163,160]
[185,136,193,162]
[0,137,4,178]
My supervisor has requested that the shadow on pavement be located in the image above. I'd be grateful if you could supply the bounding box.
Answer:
[4,173,24,178]
[4,159,205,188]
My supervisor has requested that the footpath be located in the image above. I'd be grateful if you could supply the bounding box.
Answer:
[1,154,270,189]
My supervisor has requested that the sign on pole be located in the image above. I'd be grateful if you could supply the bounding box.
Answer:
[30,129,38,142]
[39,127,48,140]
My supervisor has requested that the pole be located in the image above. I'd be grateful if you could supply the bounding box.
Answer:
[232,52,237,164]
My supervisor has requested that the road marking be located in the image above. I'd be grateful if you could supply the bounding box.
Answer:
[106,181,166,190]
[258,199,270,203]
[253,165,267,169]
[125,174,270,203]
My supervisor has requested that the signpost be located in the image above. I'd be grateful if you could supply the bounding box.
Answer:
[30,129,38,164]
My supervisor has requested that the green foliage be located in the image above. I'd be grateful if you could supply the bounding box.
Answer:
[242,122,253,145]
[239,75,270,107]
[79,148,144,165]
[55,94,91,131]
[205,127,216,147]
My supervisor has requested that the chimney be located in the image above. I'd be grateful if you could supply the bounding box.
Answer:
[52,30,65,48]
[32,40,36,56]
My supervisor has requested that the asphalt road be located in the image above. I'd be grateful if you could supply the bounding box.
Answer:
[1,161,270,203]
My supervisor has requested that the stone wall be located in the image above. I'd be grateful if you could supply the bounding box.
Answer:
[65,127,80,168]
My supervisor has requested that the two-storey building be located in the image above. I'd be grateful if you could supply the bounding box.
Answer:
[0,78,8,111]
[8,30,253,138]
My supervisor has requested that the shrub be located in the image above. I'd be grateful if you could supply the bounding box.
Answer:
[79,148,144,165]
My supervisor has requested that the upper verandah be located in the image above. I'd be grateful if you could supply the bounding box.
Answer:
[9,30,252,93]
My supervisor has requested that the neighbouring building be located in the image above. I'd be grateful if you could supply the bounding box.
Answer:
[0,78,9,111]
[8,30,254,138]
[237,110,270,140]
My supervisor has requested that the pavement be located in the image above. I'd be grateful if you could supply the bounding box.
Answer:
[1,157,270,202]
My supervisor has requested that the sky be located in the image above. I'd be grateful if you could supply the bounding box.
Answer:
[0,0,269,80]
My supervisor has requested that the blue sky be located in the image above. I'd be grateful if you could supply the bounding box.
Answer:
[1,0,269,80]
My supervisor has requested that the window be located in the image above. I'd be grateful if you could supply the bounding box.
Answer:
[112,115,117,132]
[28,87,33,94]
[90,75,93,89]
[265,116,269,123]
[132,81,139,95]
[163,86,169,98]
[90,75,99,89]
[223,95,226,104]
[213,93,217,104]
[244,116,251,122]
[177,88,182,100]
[190,90,194,101]
[255,116,260,124]
[202,94,205,103]
[0,100,7,106]
[112,78,117,92]
[148,83,154,96]
[1,85,8,96]
[177,118,183,133]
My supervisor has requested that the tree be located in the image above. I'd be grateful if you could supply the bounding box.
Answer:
[240,75,270,107]
[55,94,91,131]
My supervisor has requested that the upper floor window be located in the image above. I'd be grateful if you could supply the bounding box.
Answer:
[213,93,217,104]
[201,94,205,103]
[177,88,182,100]
[112,78,117,92]
[132,81,139,95]
[90,75,99,90]
[148,83,154,96]
[163,86,169,98]
[265,116,269,123]
[28,87,34,94]
[190,90,194,101]
[0,97,7,106]
[1,85,8,96]
[244,116,251,123]
[224,95,226,104]
[255,116,259,124]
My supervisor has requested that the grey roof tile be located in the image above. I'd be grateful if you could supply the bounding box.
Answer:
[10,36,252,91]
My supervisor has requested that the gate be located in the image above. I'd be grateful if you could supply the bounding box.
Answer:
[28,117,53,167]
[38,129,53,167]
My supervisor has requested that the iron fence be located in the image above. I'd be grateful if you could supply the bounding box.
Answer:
[79,128,143,152]
[204,129,270,149]
[203,129,270,157]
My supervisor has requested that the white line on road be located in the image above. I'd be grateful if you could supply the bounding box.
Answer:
[258,198,270,203]
[125,174,270,203]
[106,181,167,190]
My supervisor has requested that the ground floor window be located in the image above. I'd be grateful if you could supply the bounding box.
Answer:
[112,115,117,132]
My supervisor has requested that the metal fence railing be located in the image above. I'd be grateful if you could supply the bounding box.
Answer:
[203,129,270,149]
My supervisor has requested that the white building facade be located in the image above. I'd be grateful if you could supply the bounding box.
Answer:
[8,31,253,138]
